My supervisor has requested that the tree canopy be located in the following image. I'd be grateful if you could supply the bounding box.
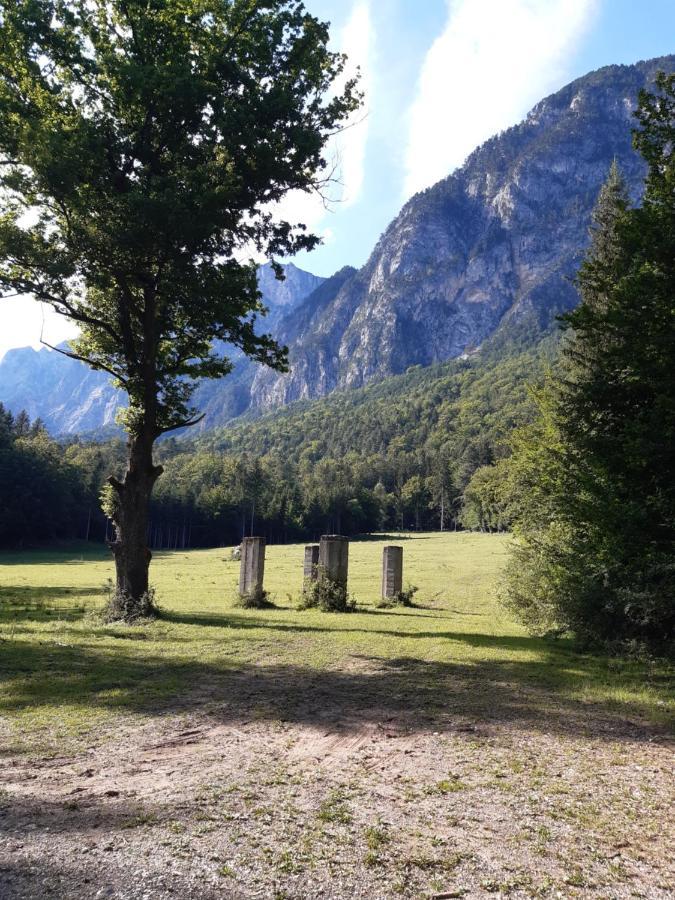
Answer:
[0,0,359,433]
[0,0,360,613]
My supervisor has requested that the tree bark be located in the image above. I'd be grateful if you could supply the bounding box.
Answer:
[109,428,163,615]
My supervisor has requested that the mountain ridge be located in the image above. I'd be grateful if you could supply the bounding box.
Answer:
[0,261,324,433]
[0,54,672,434]
[249,55,672,410]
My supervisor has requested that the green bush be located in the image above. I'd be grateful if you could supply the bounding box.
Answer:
[102,583,159,623]
[377,584,419,608]
[234,589,274,610]
[299,573,356,612]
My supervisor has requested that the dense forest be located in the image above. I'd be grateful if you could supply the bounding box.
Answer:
[0,334,557,549]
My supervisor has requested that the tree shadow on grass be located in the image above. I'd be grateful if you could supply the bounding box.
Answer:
[0,586,106,624]
[0,616,553,658]
[0,547,111,566]
[0,632,671,746]
[353,607,448,619]
[156,610,553,654]
[160,608,448,630]
[0,586,104,600]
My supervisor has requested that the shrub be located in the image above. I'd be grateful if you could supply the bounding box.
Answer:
[102,582,159,623]
[299,572,356,612]
[234,589,275,610]
[377,584,419,608]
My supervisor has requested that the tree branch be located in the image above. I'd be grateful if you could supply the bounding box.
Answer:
[107,475,124,492]
[4,276,124,345]
[49,299,124,345]
[40,340,128,386]
[159,412,206,435]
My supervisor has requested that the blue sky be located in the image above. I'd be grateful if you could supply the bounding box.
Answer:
[1,0,674,357]
[290,0,675,277]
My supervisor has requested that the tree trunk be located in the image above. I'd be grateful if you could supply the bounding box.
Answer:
[108,429,163,617]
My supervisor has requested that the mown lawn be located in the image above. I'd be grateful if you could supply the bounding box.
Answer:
[0,532,672,755]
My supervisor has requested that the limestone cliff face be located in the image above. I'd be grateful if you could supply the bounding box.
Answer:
[249,56,672,409]
[248,266,357,408]
[0,262,323,434]
[256,262,324,328]
[1,55,672,433]
[0,344,124,434]
[190,262,327,425]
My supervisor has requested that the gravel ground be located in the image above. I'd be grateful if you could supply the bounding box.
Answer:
[1,662,673,899]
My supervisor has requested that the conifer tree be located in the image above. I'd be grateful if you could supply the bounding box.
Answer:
[504,74,675,650]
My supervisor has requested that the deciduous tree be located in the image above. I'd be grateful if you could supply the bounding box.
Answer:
[0,0,359,616]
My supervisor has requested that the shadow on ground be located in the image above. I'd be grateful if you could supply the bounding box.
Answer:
[1,622,670,746]
[0,792,222,900]
[0,586,107,624]
[0,548,110,566]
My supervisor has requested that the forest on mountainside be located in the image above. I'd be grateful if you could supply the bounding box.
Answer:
[0,336,557,549]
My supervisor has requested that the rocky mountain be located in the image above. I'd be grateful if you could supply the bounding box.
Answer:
[0,344,124,434]
[0,55,672,433]
[0,262,323,434]
[249,56,672,409]
[255,262,324,329]
[191,265,355,426]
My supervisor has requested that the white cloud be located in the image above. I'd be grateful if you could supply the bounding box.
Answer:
[267,1,373,246]
[0,296,78,361]
[403,0,599,198]
[332,1,372,208]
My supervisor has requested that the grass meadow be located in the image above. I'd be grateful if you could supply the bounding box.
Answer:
[1,532,672,755]
[1,533,674,899]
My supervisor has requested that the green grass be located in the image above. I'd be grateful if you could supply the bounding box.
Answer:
[0,533,672,754]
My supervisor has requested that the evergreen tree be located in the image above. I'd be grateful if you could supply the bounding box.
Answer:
[0,403,14,447]
[13,410,31,437]
[504,74,675,651]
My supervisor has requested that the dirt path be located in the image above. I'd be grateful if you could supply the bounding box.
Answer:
[1,664,673,899]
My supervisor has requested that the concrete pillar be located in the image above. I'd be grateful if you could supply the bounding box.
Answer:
[319,535,349,587]
[382,545,403,601]
[239,536,266,601]
[303,544,320,582]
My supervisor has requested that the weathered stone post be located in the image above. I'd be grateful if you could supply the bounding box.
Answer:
[303,544,320,583]
[382,545,403,602]
[239,536,266,604]
[319,535,349,588]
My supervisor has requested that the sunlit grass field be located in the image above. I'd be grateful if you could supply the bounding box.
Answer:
[0,532,672,755]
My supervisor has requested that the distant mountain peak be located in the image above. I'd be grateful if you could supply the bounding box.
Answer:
[1,55,673,435]
[0,262,323,434]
